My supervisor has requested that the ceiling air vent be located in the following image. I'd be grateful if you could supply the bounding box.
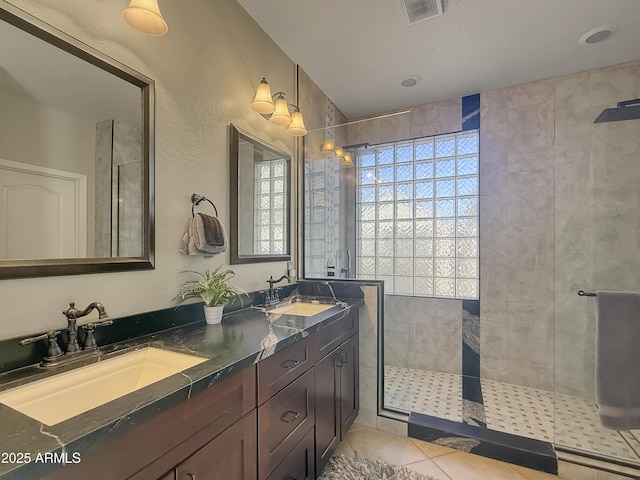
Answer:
[400,0,444,24]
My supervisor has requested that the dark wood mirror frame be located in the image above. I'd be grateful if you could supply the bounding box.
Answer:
[229,124,291,265]
[0,2,155,279]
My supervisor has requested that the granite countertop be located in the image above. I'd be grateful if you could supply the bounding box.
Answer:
[0,298,363,479]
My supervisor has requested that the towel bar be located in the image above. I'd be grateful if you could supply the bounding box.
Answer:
[578,290,596,297]
[191,193,218,217]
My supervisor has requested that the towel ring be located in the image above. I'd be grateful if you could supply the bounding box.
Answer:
[191,193,218,217]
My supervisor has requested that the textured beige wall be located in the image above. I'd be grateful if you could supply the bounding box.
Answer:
[0,0,297,339]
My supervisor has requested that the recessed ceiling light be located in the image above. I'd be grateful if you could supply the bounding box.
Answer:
[579,25,617,45]
[401,75,422,88]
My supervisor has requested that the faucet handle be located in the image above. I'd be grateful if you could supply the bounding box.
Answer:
[82,320,113,350]
[20,331,64,363]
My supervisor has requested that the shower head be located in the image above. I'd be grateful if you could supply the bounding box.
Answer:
[594,98,640,123]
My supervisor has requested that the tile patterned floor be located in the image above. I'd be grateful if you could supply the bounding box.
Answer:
[335,423,632,480]
[384,366,640,463]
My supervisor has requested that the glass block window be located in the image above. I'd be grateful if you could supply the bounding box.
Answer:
[254,159,286,255]
[356,131,479,299]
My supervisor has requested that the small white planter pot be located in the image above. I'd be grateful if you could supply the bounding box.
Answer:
[203,305,224,325]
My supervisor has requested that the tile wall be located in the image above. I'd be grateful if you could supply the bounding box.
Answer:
[300,58,640,413]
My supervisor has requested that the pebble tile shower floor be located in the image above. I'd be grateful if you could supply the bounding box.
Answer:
[384,366,640,463]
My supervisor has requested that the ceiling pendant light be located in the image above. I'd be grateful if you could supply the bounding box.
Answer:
[123,0,168,36]
[334,145,344,158]
[287,108,308,136]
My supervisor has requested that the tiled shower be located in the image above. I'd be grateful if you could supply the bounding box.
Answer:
[300,59,640,469]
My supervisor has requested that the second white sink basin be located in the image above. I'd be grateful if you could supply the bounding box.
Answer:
[267,302,335,317]
[0,347,207,426]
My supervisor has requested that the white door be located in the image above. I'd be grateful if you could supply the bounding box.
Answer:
[0,159,86,259]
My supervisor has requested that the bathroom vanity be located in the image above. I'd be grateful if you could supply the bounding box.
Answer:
[0,300,361,480]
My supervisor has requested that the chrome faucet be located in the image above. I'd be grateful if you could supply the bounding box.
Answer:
[265,275,291,307]
[63,302,110,353]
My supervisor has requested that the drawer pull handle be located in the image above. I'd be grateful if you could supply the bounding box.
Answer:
[282,359,300,369]
[335,349,348,367]
[281,410,301,423]
[340,349,348,364]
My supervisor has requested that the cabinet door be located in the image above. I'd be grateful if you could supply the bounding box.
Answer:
[175,410,257,480]
[314,349,340,474]
[265,427,315,480]
[339,334,359,436]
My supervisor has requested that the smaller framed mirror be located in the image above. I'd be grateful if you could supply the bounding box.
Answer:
[230,124,291,264]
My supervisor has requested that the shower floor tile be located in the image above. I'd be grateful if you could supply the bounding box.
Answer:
[480,378,554,442]
[385,365,463,423]
[555,392,640,461]
[384,365,640,463]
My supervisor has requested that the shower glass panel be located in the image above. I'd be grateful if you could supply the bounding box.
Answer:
[554,108,640,464]
[303,122,355,279]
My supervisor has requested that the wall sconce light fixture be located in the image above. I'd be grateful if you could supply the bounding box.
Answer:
[123,0,168,36]
[251,78,307,136]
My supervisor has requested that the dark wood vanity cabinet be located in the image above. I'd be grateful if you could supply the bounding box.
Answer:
[314,313,359,474]
[173,410,257,480]
[258,309,359,480]
[41,309,359,480]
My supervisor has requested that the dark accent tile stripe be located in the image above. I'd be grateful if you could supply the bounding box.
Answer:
[462,93,480,131]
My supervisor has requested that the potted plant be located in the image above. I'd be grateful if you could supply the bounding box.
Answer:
[174,266,248,324]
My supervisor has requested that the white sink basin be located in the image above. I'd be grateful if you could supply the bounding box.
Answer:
[0,347,207,426]
[267,302,335,317]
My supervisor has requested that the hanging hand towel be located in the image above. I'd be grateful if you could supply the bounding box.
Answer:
[595,291,640,430]
[193,213,227,254]
[178,217,217,257]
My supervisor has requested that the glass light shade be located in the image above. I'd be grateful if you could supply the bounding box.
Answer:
[286,110,307,136]
[334,145,345,158]
[270,95,291,126]
[251,79,275,114]
[123,0,168,36]
[321,138,335,155]
[342,151,353,165]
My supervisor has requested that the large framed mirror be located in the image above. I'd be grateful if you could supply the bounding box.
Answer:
[229,124,291,264]
[0,1,155,279]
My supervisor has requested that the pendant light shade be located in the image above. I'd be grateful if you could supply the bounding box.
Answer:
[250,77,307,136]
[287,109,307,136]
[251,78,275,114]
[321,138,335,155]
[342,151,353,165]
[270,94,292,126]
[334,145,345,158]
[123,0,168,36]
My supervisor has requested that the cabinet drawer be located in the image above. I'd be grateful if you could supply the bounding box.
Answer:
[314,310,358,361]
[257,335,313,405]
[258,369,315,480]
[266,427,315,480]
[176,410,257,480]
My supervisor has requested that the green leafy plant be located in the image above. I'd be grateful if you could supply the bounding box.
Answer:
[174,266,248,307]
